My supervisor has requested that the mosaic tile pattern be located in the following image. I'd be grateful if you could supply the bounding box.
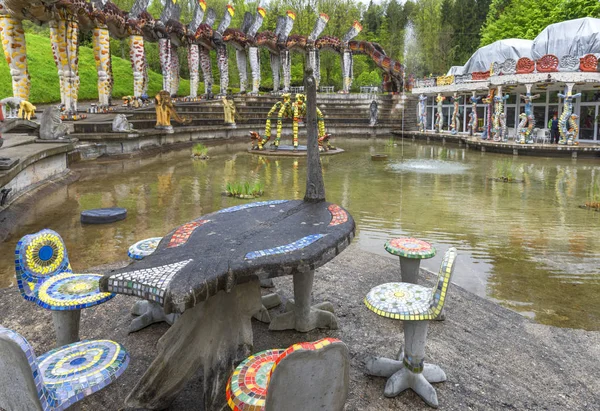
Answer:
[38,340,129,410]
[364,282,433,320]
[245,234,326,260]
[268,338,340,382]
[107,259,193,305]
[168,220,209,248]
[384,237,436,259]
[14,229,116,313]
[403,354,425,374]
[216,200,289,214]
[37,273,115,310]
[128,237,163,260]
[226,348,286,410]
[365,248,458,321]
[15,230,72,300]
[328,204,348,226]
[0,326,129,411]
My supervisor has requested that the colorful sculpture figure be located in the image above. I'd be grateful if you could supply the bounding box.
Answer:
[222,95,236,126]
[154,90,190,129]
[557,89,581,145]
[492,93,509,142]
[17,100,35,120]
[569,114,580,144]
[518,90,540,144]
[468,94,481,137]
[435,93,445,133]
[480,89,495,140]
[417,94,427,132]
[450,93,461,135]
[256,93,290,149]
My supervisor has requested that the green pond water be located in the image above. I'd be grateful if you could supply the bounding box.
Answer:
[1,138,600,331]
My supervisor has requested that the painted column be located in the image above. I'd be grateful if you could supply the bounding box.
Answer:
[158,38,171,93]
[270,53,280,93]
[49,20,67,108]
[188,43,199,98]
[49,12,80,114]
[169,42,179,97]
[199,46,213,97]
[342,50,353,93]
[217,45,229,95]
[92,27,111,107]
[0,8,30,100]
[281,49,291,92]
[129,35,146,98]
[249,47,260,94]
[236,48,247,93]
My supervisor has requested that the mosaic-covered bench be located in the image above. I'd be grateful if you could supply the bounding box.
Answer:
[0,326,129,411]
[15,229,115,346]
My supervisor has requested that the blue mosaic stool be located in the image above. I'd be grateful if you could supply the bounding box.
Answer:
[0,326,129,411]
[364,247,457,408]
[128,237,162,260]
[226,338,349,411]
[15,229,116,346]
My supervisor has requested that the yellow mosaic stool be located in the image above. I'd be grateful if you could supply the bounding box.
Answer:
[15,229,115,346]
[226,338,349,411]
[364,247,457,408]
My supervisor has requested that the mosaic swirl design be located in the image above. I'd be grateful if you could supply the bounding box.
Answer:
[21,231,69,278]
[38,339,129,410]
[245,234,326,260]
[168,220,209,248]
[217,200,288,214]
[128,237,162,260]
[37,273,115,310]
[226,348,286,410]
[364,282,432,320]
[268,338,340,382]
[328,204,348,226]
[384,237,436,259]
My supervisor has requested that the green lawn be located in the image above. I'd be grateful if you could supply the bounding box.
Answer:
[0,33,191,104]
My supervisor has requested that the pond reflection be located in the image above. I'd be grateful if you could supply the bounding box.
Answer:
[1,139,599,330]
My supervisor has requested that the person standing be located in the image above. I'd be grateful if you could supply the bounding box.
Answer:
[550,113,559,143]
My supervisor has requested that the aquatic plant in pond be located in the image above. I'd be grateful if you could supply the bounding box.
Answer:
[192,143,209,159]
[225,181,264,199]
[583,177,600,209]
[492,159,522,183]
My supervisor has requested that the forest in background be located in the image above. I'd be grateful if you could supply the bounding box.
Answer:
[19,0,600,91]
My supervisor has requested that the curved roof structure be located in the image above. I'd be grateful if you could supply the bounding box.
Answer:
[446,66,464,75]
[531,17,600,60]
[461,39,533,74]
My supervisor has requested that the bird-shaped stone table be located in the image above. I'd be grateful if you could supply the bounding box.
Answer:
[99,69,354,410]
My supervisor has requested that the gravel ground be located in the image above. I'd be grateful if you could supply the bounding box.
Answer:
[1,244,598,410]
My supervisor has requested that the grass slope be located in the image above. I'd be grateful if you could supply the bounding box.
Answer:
[0,33,191,104]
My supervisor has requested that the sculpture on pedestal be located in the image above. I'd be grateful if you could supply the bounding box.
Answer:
[154,90,190,129]
[17,100,35,120]
[557,88,581,145]
[222,95,236,126]
[518,88,540,144]
[39,107,69,140]
[370,100,378,126]
[468,94,481,137]
[435,93,445,133]
[492,93,509,142]
[417,94,427,132]
[450,93,461,135]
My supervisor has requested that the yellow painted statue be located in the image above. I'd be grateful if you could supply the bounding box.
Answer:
[154,90,190,128]
[223,95,236,125]
[18,100,36,120]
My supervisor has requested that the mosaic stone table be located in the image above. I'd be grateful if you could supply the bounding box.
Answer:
[100,199,354,410]
[384,237,436,284]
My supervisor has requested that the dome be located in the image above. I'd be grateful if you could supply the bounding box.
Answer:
[446,66,464,76]
[531,17,600,59]
[461,39,533,74]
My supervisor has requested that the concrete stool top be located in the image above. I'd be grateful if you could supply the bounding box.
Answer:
[384,237,436,259]
[128,237,162,260]
[226,348,286,410]
[37,273,115,310]
[365,282,442,321]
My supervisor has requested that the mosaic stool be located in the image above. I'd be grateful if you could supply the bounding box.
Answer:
[226,338,349,411]
[364,247,457,408]
[15,229,115,346]
[384,237,436,284]
[128,237,162,260]
[0,326,129,411]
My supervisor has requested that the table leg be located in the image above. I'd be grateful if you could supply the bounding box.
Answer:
[399,258,421,284]
[129,300,180,333]
[124,280,262,410]
[269,269,338,332]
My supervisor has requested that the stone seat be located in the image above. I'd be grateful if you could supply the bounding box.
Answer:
[128,237,163,260]
[226,338,349,411]
[15,229,115,346]
[0,326,129,411]
[384,237,436,284]
[365,248,458,408]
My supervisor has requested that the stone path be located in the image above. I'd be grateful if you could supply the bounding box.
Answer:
[0,244,598,410]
